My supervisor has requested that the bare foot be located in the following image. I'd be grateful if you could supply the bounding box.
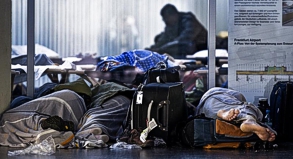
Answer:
[240,119,275,141]
[266,128,276,142]
[217,109,240,121]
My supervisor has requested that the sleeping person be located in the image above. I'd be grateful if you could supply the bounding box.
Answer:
[195,87,276,142]
[0,80,133,149]
[0,89,87,148]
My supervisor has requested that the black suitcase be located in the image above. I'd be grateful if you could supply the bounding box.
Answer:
[269,81,293,141]
[130,82,187,145]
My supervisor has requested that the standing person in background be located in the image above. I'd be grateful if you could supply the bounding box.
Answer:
[146,3,208,59]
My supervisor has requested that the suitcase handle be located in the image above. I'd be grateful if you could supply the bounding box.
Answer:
[157,100,169,131]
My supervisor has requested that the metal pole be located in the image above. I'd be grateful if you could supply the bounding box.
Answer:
[27,0,35,97]
[208,0,216,89]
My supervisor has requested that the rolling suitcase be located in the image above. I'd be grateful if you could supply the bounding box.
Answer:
[130,82,187,145]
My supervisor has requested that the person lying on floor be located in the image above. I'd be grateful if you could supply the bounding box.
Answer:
[0,89,87,148]
[0,80,134,148]
[195,87,276,142]
[73,82,134,148]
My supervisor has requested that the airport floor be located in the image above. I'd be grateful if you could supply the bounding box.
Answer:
[2,141,293,159]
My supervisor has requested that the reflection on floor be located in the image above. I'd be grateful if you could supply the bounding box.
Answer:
[1,142,293,159]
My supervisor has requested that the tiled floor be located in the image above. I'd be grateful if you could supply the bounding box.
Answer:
[1,142,293,159]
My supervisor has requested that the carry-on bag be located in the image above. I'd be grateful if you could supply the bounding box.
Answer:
[180,115,260,148]
[130,82,187,145]
[144,61,204,84]
[145,62,180,84]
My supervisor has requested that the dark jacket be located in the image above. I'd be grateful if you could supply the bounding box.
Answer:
[150,12,208,58]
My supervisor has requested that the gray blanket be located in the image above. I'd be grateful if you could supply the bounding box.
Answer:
[0,90,87,147]
[76,95,131,141]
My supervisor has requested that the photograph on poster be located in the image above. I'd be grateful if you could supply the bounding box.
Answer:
[283,0,293,25]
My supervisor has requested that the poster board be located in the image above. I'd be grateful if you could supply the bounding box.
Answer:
[228,0,293,104]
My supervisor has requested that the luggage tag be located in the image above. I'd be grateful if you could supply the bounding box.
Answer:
[136,84,144,104]
[140,118,157,143]
[136,91,143,104]
[140,100,157,143]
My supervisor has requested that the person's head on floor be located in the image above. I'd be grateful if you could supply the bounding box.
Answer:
[160,4,179,26]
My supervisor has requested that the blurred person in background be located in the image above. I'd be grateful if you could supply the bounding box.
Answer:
[146,3,208,59]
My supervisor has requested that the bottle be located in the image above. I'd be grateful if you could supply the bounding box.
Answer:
[264,109,272,127]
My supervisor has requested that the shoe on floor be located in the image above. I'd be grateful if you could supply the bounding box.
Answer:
[76,133,109,143]
[94,134,109,143]
[35,129,74,148]
[41,116,74,132]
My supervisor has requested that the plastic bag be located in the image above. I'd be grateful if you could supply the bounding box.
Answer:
[109,142,142,149]
[8,136,56,156]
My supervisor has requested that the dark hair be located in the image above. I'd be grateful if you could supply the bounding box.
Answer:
[160,4,178,17]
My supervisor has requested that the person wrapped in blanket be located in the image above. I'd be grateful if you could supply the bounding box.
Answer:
[1,50,181,149]
[93,49,177,86]
[195,87,276,142]
[0,78,134,149]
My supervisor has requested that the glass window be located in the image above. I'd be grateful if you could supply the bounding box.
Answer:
[11,0,228,100]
